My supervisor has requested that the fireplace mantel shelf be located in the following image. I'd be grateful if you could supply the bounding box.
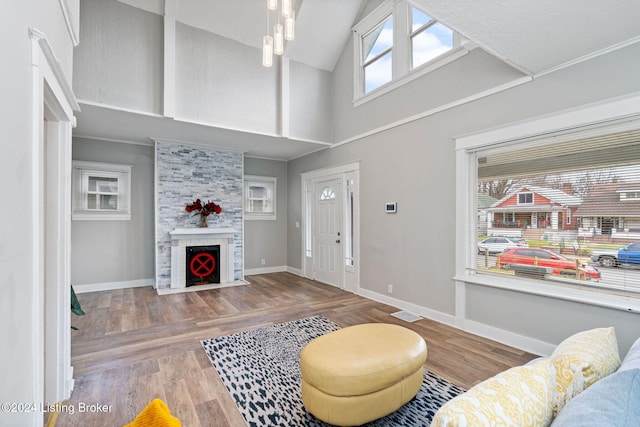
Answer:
[170,227,239,239]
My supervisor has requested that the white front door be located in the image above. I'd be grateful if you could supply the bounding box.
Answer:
[314,178,343,288]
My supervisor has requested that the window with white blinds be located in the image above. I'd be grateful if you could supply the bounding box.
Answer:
[244,175,277,220]
[72,160,132,220]
[474,129,640,295]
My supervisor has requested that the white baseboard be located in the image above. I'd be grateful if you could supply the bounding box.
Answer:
[243,266,305,277]
[358,288,458,326]
[67,366,75,396]
[285,266,303,276]
[73,278,154,293]
[462,319,556,357]
[358,288,554,357]
[244,266,287,276]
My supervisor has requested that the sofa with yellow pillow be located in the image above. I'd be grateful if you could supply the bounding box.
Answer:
[431,327,640,427]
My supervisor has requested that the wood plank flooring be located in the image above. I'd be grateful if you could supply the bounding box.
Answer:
[56,273,538,426]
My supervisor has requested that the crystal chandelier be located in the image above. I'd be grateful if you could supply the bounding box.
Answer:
[262,0,295,67]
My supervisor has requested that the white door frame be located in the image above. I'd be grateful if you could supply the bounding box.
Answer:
[30,29,78,413]
[301,162,360,293]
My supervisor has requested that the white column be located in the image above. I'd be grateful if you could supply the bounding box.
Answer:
[551,212,559,230]
[227,239,235,283]
[163,0,176,118]
[280,56,290,137]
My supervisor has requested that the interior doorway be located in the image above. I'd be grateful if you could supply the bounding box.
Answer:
[31,29,78,411]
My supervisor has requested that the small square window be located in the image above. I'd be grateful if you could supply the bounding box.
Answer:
[244,175,277,220]
[72,161,132,220]
[518,192,534,204]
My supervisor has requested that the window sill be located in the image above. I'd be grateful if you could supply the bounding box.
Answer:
[354,45,471,108]
[454,272,640,314]
[244,214,276,221]
[72,212,131,221]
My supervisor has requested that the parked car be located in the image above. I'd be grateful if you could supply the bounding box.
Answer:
[497,247,600,281]
[477,237,528,254]
[590,243,640,267]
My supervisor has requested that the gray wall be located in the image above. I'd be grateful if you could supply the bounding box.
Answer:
[331,47,526,142]
[289,60,334,142]
[71,139,155,285]
[288,41,640,354]
[73,0,163,113]
[175,22,278,134]
[73,0,335,144]
[244,157,288,270]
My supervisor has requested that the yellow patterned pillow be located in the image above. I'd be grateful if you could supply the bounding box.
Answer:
[550,327,620,415]
[431,359,555,427]
[548,354,584,417]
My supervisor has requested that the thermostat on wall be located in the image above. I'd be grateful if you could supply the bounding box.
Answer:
[385,202,397,213]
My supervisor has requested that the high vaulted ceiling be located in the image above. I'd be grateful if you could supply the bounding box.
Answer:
[413,0,640,76]
[117,0,367,71]
[119,0,640,76]
[75,0,640,160]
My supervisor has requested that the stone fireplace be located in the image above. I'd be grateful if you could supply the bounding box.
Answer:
[169,228,238,289]
[155,141,243,290]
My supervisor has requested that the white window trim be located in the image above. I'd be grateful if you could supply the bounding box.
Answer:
[454,91,640,313]
[352,0,471,107]
[621,190,640,200]
[244,175,277,220]
[517,192,534,205]
[72,160,132,221]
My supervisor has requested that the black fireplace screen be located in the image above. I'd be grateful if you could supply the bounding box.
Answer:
[186,245,220,286]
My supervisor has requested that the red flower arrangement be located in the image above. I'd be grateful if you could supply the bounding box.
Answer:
[185,198,222,216]
[186,198,222,227]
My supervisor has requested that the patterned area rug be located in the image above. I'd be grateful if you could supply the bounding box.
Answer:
[201,316,465,427]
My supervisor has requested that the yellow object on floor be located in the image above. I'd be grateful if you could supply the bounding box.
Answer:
[123,399,181,427]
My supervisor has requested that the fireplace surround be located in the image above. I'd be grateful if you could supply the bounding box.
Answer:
[169,228,238,289]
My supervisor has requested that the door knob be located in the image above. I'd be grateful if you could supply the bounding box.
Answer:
[336,239,341,244]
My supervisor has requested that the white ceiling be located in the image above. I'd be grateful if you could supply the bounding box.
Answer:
[77,0,640,160]
[412,0,640,75]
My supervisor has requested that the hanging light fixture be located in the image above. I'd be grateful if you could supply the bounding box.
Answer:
[262,0,295,67]
[285,10,295,41]
[262,35,273,67]
[282,0,292,18]
[274,23,284,55]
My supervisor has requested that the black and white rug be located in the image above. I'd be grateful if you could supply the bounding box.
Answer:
[201,316,465,427]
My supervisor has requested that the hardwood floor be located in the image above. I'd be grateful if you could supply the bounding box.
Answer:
[56,273,538,426]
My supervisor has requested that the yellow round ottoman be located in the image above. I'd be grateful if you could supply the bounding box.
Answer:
[300,323,427,426]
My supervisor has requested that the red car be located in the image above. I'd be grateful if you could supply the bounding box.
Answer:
[497,248,600,281]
